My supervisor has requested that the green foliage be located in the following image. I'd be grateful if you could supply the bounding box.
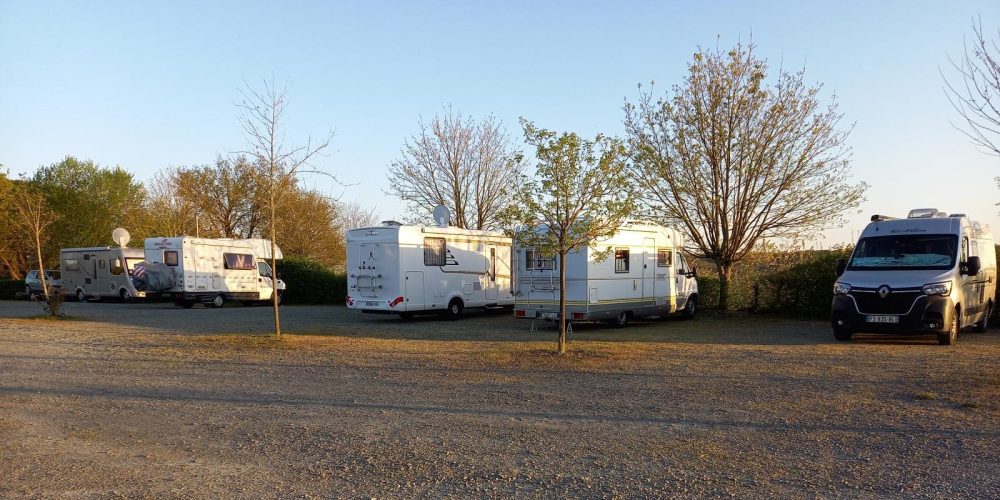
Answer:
[276,256,346,305]
[0,279,25,300]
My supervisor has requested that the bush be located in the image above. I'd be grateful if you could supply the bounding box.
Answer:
[277,257,346,305]
[0,279,25,300]
[760,249,851,319]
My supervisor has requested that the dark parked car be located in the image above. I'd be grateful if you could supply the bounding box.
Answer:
[24,269,62,300]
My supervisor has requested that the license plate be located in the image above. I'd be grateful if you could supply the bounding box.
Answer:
[364,301,380,307]
[541,312,558,320]
[866,315,899,324]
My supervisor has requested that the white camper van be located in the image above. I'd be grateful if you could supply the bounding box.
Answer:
[513,223,698,326]
[142,237,285,308]
[345,222,514,319]
[61,246,147,302]
[832,209,996,345]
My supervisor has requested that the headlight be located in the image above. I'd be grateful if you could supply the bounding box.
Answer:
[922,282,952,296]
[833,282,852,295]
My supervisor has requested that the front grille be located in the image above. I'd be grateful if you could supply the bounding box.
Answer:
[849,288,923,315]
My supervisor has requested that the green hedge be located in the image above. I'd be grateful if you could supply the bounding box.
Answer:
[276,257,346,305]
[0,279,25,300]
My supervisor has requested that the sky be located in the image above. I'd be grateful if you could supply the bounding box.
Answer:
[2,0,999,247]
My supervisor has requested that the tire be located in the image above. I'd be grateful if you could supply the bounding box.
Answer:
[210,294,225,309]
[119,289,131,303]
[611,311,630,328]
[76,289,86,303]
[445,298,464,320]
[682,295,697,320]
[973,303,991,333]
[25,286,35,301]
[938,309,959,345]
[833,328,853,342]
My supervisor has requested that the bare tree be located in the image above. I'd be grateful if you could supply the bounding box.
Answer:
[944,18,1000,155]
[165,156,264,238]
[237,77,336,338]
[387,107,523,229]
[142,170,201,238]
[12,185,59,310]
[336,200,380,231]
[506,120,635,354]
[625,41,867,311]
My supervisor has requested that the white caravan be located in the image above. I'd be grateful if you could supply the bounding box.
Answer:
[513,223,699,326]
[832,208,996,345]
[60,246,147,302]
[345,223,514,319]
[142,236,285,308]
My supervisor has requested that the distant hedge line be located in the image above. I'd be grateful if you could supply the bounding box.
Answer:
[276,257,346,305]
[0,279,25,300]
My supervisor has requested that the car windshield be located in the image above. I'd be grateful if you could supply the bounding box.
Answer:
[848,234,957,270]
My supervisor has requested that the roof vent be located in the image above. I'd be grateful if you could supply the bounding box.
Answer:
[907,208,947,218]
[380,220,403,226]
[870,214,897,222]
[948,213,967,218]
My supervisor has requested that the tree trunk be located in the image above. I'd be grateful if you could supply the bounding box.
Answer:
[35,229,49,301]
[717,263,731,312]
[558,250,567,354]
[270,193,281,338]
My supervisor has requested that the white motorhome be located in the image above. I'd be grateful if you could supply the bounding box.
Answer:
[513,223,699,326]
[345,222,514,319]
[142,237,285,308]
[60,246,147,302]
[832,208,997,345]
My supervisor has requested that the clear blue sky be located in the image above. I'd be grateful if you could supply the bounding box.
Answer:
[2,0,998,246]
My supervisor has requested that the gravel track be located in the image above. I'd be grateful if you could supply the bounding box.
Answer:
[1,301,998,498]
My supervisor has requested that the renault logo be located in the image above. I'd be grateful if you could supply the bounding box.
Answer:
[878,285,891,298]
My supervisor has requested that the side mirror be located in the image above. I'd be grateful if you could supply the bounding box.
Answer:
[965,256,982,276]
[835,259,847,277]
[685,266,698,279]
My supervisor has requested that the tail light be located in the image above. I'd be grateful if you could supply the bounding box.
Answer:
[572,312,585,320]
[346,295,354,307]
[514,310,526,318]
[389,296,404,308]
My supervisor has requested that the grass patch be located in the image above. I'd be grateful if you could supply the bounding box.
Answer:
[915,391,938,401]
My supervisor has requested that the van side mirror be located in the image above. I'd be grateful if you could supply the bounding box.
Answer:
[685,266,697,279]
[835,259,847,277]
[964,256,982,276]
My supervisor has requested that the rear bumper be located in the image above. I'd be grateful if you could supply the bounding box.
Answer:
[831,294,954,333]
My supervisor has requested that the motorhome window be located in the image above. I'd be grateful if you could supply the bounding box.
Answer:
[489,248,496,281]
[524,249,555,270]
[98,260,105,269]
[110,258,124,275]
[848,235,957,270]
[65,259,79,271]
[657,249,672,267]
[424,237,446,266]
[164,251,179,267]
[615,248,630,273]
[224,253,256,270]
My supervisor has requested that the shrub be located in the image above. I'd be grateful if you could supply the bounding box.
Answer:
[760,249,851,319]
[0,279,25,300]
[276,257,346,305]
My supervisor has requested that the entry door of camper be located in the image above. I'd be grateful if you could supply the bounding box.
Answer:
[485,245,499,300]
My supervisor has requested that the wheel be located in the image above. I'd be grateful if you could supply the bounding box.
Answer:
[973,303,991,333]
[76,289,87,302]
[445,298,464,320]
[682,295,697,320]
[611,311,630,327]
[119,289,131,303]
[833,328,853,341]
[399,312,415,320]
[210,294,225,308]
[25,286,35,301]
[938,309,959,345]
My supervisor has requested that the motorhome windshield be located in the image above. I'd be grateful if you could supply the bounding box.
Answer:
[848,234,957,270]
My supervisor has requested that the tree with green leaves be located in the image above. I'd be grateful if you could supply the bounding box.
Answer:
[624,41,866,311]
[507,120,635,354]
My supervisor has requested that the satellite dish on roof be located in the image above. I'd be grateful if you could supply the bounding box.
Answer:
[112,228,131,248]
[432,204,451,227]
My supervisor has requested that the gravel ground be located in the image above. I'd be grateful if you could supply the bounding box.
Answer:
[1,300,998,498]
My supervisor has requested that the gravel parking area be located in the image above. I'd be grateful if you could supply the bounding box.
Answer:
[1,301,998,497]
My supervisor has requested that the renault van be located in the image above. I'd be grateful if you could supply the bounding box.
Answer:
[832,209,996,345]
